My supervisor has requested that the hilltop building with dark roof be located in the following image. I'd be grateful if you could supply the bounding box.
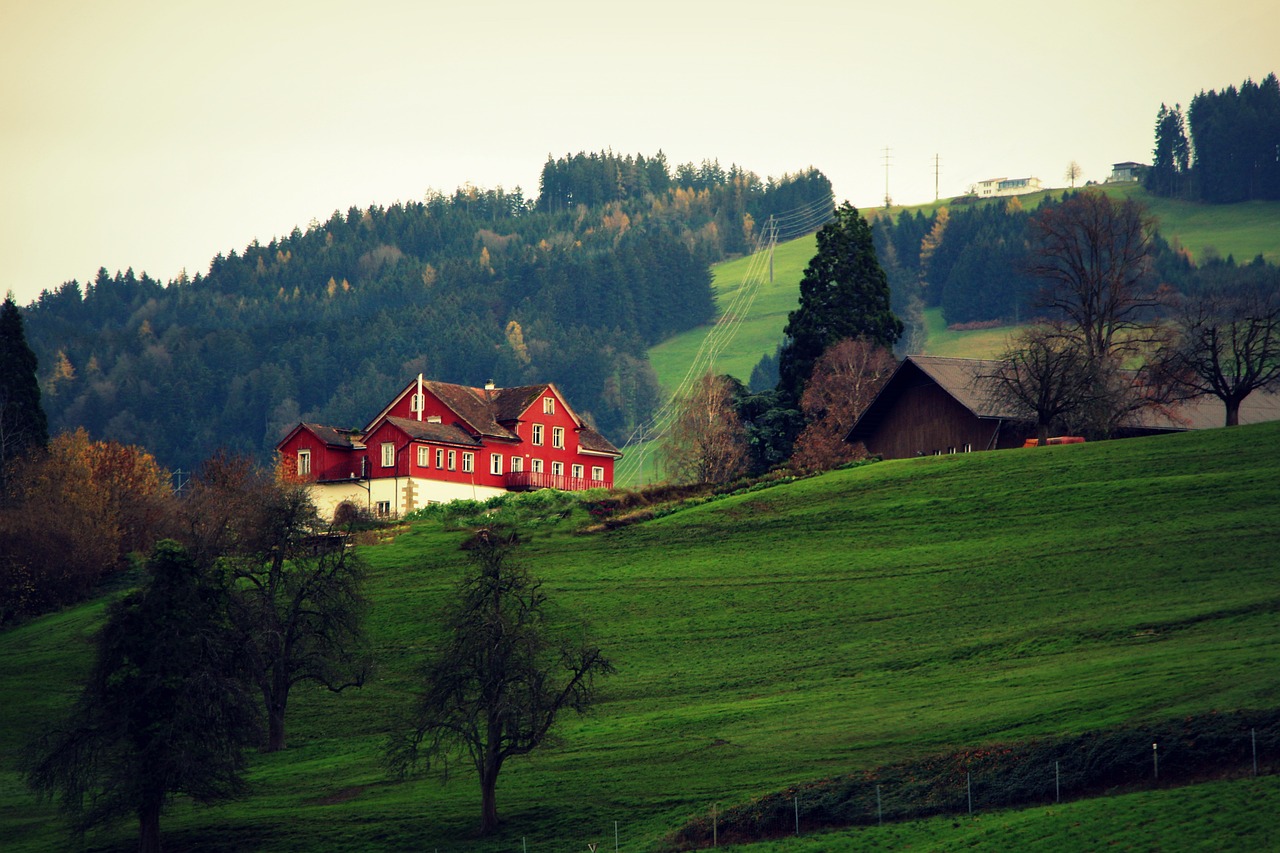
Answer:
[277,375,621,518]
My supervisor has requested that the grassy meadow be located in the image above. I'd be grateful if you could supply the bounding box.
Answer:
[2,421,1279,850]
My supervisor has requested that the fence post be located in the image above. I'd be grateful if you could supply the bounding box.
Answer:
[967,772,973,815]
[1055,760,1060,803]
[877,784,883,826]
[795,793,800,836]
[1153,742,1159,781]
[615,819,619,852]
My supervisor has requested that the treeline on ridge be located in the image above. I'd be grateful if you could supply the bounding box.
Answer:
[21,154,833,473]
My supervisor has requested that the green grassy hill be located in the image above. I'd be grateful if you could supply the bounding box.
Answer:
[3,422,1279,850]
[649,187,1280,396]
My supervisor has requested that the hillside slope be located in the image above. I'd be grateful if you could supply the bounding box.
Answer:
[2,423,1278,850]
[650,187,1280,397]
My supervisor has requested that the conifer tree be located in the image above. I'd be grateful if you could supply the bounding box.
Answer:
[778,202,902,406]
[0,293,48,490]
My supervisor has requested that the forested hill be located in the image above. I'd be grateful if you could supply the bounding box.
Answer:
[22,153,832,472]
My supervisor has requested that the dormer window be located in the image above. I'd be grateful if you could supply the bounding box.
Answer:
[543,396,555,415]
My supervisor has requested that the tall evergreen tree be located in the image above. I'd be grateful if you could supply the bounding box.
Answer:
[778,202,902,406]
[0,293,48,489]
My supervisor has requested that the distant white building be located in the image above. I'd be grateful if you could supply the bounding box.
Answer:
[1108,162,1147,182]
[974,176,1043,198]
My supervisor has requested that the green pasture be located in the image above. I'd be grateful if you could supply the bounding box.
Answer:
[2,421,1279,850]
[648,234,816,392]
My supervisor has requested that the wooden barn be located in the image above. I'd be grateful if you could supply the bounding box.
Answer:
[846,355,1280,460]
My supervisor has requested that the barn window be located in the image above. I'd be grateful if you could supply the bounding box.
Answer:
[381,443,395,467]
[297,450,311,476]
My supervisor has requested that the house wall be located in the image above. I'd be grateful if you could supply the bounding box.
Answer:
[278,429,362,482]
[863,383,1003,459]
[510,389,614,488]
[307,481,372,520]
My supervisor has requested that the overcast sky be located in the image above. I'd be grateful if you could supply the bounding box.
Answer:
[2,0,1275,306]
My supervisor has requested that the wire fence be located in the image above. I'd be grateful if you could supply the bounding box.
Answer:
[665,708,1280,849]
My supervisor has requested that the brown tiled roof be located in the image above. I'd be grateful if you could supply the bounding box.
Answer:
[492,384,551,422]
[385,416,483,447]
[303,423,365,449]
[420,381,519,440]
[579,425,622,457]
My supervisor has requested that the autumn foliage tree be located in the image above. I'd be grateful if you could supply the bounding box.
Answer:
[790,339,896,471]
[0,429,170,623]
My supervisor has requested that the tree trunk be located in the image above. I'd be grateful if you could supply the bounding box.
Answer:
[479,765,500,835]
[265,670,289,752]
[1037,422,1050,446]
[138,800,162,853]
[1225,397,1241,427]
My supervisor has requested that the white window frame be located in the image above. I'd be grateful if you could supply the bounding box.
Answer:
[531,458,543,474]
[592,465,604,481]
[490,453,503,476]
[381,442,394,467]
[462,452,474,473]
[551,461,564,477]
[551,426,565,449]
[417,445,430,468]
[376,500,391,517]
[510,456,524,473]
[571,463,583,479]
[531,423,544,446]
[543,396,555,415]
[447,450,456,471]
[435,448,444,468]
[297,449,311,476]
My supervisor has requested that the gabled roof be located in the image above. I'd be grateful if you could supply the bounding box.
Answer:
[847,355,1280,443]
[280,422,365,449]
[382,416,483,447]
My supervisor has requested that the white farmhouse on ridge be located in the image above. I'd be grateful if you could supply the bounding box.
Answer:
[973,176,1043,198]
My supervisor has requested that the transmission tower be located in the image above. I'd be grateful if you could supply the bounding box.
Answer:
[882,146,893,208]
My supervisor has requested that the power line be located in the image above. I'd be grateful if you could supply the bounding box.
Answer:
[613,191,835,484]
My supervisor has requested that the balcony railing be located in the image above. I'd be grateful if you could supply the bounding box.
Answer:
[505,471,609,492]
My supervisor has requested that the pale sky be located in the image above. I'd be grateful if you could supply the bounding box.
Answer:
[2,0,1276,306]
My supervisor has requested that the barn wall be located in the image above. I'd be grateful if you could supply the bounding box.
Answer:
[864,382,1002,459]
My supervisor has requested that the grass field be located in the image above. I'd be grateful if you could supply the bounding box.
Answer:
[2,421,1278,850]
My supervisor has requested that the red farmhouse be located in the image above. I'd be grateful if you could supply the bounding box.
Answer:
[276,376,622,518]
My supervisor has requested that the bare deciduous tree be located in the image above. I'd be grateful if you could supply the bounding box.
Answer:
[387,528,612,835]
[1030,191,1161,364]
[979,325,1097,444]
[792,338,896,471]
[1165,281,1280,426]
[664,372,748,484]
[1064,161,1083,189]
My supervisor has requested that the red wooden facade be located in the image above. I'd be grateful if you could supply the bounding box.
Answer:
[277,377,621,515]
